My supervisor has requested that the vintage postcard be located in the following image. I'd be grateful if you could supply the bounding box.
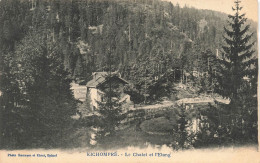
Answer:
[0,0,259,162]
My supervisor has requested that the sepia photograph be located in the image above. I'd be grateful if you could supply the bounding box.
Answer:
[0,0,259,162]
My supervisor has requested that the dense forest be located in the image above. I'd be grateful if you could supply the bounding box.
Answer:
[0,0,258,149]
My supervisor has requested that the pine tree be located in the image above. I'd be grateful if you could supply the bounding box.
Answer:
[13,31,77,147]
[73,55,84,80]
[94,75,125,146]
[0,52,23,148]
[94,46,124,146]
[216,0,257,142]
[198,49,219,93]
[0,0,30,148]
[217,0,257,105]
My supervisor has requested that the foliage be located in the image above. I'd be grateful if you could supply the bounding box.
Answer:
[94,75,125,145]
[0,28,77,148]
[123,84,144,104]
[212,0,257,144]
[196,49,219,93]
[0,0,258,149]
[0,0,31,148]
[1,0,250,101]
[194,104,228,147]
[17,32,76,148]
[140,117,175,134]
[216,0,257,103]
[171,106,194,150]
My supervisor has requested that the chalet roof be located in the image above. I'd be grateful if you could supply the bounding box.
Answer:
[86,72,129,88]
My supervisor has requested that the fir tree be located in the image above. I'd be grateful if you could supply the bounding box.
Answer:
[217,0,257,104]
[0,0,30,148]
[94,75,125,145]
[198,49,219,93]
[216,0,257,142]
[13,31,77,147]
[94,48,124,146]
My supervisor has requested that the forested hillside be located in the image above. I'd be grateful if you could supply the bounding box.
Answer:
[0,0,257,80]
[1,0,257,103]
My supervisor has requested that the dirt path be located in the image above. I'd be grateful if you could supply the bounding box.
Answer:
[133,96,230,111]
[135,101,175,110]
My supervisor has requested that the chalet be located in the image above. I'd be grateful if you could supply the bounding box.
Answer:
[86,72,131,110]
[71,82,87,102]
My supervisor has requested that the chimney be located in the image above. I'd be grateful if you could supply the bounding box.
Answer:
[92,72,96,80]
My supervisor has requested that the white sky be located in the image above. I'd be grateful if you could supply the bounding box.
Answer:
[163,0,258,22]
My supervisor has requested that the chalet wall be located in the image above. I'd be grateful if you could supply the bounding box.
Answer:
[71,82,87,101]
[89,88,98,109]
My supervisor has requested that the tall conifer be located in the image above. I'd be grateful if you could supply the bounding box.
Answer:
[216,0,257,141]
[217,0,257,104]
